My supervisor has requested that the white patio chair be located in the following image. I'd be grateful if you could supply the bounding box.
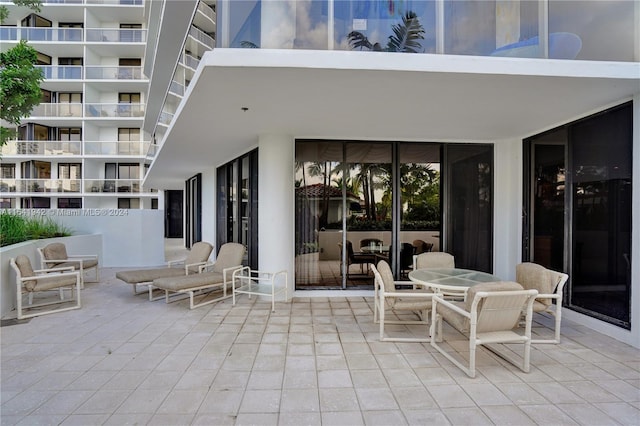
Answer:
[516,262,569,344]
[372,260,433,342]
[431,281,538,378]
[10,255,81,319]
[38,242,99,288]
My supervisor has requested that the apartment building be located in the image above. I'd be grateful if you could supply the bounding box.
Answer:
[0,0,157,211]
[144,0,639,347]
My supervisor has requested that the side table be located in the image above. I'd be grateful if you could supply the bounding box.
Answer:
[232,267,288,312]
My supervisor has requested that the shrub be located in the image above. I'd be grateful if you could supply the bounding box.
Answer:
[0,211,72,247]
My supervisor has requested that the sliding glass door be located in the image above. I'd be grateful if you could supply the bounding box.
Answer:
[295,140,493,290]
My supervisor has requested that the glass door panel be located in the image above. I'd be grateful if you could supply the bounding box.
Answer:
[399,143,441,277]
[569,104,631,328]
[445,144,493,272]
[295,141,343,289]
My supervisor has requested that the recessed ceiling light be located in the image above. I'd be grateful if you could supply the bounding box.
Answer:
[241,107,249,112]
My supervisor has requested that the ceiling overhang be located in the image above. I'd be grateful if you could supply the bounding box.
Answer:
[145,48,639,190]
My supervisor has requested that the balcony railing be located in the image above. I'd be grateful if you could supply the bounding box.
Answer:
[0,27,83,42]
[36,65,83,80]
[84,141,149,155]
[197,1,216,22]
[169,81,184,96]
[85,179,141,193]
[189,26,214,49]
[0,179,82,193]
[182,53,200,70]
[31,103,83,117]
[1,141,81,156]
[158,111,174,126]
[86,28,146,43]
[84,66,144,80]
[85,103,145,118]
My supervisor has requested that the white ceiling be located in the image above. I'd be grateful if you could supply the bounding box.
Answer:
[145,49,639,189]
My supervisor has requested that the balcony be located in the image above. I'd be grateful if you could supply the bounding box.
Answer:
[182,53,200,70]
[169,80,185,96]
[86,28,146,43]
[158,111,174,126]
[36,65,83,80]
[0,27,83,42]
[84,66,144,80]
[197,1,216,22]
[30,103,83,118]
[85,103,145,118]
[0,179,82,193]
[85,179,141,193]
[188,26,214,49]
[84,141,149,156]
[1,141,81,156]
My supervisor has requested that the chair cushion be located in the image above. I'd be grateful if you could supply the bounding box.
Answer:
[376,260,397,295]
[116,267,186,284]
[212,243,245,273]
[437,281,524,334]
[415,252,455,269]
[32,273,78,292]
[42,243,69,266]
[153,271,225,291]
[184,242,213,266]
[516,263,552,306]
[14,255,37,291]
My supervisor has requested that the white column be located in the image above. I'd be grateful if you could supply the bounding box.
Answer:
[258,134,295,301]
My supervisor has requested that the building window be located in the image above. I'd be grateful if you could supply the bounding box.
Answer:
[118,198,140,209]
[1,163,16,178]
[0,198,16,208]
[58,198,82,209]
[118,128,140,154]
[119,23,143,42]
[21,197,51,208]
[118,93,141,117]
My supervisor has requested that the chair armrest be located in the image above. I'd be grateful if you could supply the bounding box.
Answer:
[34,266,76,274]
[432,295,470,318]
[384,290,433,299]
[167,258,186,268]
[224,265,244,282]
[20,270,80,282]
[185,261,209,274]
[67,254,98,259]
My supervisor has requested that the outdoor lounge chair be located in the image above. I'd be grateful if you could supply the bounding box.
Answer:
[151,242,246,309]
[10,255,81,319]
[430,281,538,378]
[38,242,99,288]
[115,241,213,298]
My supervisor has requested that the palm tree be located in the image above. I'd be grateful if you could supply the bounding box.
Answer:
[348,11,425,53]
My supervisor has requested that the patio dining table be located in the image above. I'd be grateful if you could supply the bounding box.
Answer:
[408,268,502,297]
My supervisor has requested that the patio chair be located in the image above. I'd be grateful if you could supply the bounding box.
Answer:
[339,240,376,277]
[38,242,99,288]
[516,262,569,344]
[412,239,433,255]
[372,260,433,342]
[115,241,213,298]
[413,251,455,270]
[430,281,538,378]
[151,242,246,309]
[10,255,81,319]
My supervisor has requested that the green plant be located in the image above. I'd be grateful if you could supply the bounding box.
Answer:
[0,0,45,147]
[0,211,72,247]
[348,11,425,53]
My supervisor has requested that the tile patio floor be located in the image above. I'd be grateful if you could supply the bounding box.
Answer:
[2,266,639,426]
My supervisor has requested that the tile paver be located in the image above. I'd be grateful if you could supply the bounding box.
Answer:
[1,267,639,425]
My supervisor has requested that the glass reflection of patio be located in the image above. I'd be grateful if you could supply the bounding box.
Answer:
[2,266,639,425]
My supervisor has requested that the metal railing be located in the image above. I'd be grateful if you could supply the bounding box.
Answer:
[84,141,149,155]
[85,103,145,118]
[84,66,144,80]
[0,179,82,193]
[169,80,184,96]
[0,26,83,42]
[85,179,141,193]
[182,53,200,70]
[31,103,83,117]
[36,65,83,80]
[158,111,174,126]
[189,26,214,48]
[1,141,82,156]
[86,28,146,43]
[197,1,216,22]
